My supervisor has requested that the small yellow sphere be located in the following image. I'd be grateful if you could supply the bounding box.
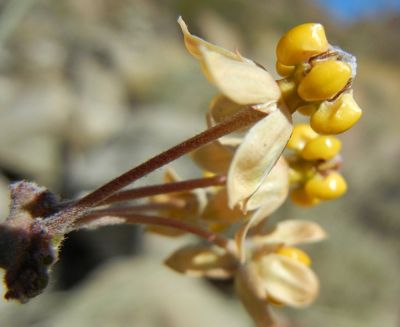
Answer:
[297,60,352,102]
[305,172,347,200]
[276,246,312,266]
[311,92,362,134]
[290,187,321,207]
[301,135,342,161]
[276,61,295,77]
[276,23,329,66]
[287,123,319,152]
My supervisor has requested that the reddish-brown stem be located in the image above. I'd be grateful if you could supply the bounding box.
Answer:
[99,175,226,205]
[46,108,265,234]
[87,201,187,215]
[76,212,231,250]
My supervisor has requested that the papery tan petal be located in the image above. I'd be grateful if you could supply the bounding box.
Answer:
[245,157,289,212]
[207,94,249,146]
[164,244,237,279]
[251,220,327,247]
[178,17,239,60]
[234,158,289,261]
[228,105,293,210]
[190,141,234,174]
[256,254,319,307]
[201,48,281,105]
[235,267,277,327]
[201,188,245,224]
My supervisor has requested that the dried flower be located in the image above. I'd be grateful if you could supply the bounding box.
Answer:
[178,17,293,212]
[165,219,326,326]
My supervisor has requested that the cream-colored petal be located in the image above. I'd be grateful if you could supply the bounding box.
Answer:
[190,141,234,174]
[201,48,281,105]
[164,244,237,279]
[227,105,293,210]
[251,220,327,247]
[207,94,249,146]
[178,17,239,60]
[245,157,289,211]
[234,158,289,262]
[201,188,246,224]
[255,254,319,307]
[235,267,277,327]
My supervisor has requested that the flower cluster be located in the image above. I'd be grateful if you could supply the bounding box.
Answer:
[166,219,326,324]
[287,123,346,207]
[0,17,362,327]
[150,18,363,326]
[276,23,362,134]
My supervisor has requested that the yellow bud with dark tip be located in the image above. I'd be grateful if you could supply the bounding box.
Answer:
[276,23,329,66]
[305,171,347,200]
[301,135,341,161]
[290,187,321,207]
[276,61,295,77]
[311,92,362,134]
[297,60,352,101]
[287,123,319,152]
[276,246,312,266]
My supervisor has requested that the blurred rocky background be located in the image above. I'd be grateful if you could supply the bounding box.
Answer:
[0,0,399,326]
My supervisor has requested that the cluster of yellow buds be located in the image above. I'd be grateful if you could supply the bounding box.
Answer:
[276,23,362,135]
[287,123,347,206]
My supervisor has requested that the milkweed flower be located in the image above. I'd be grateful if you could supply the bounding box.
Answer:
[178,17,293,213]
[165,219,326,326]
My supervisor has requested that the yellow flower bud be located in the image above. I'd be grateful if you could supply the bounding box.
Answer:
[297,60,352,101]
[311,92,362,134]
[290,187,321,207]
[305,172,347,200]
[287,123,319,152]
[276,61,295,77]
[276,23,329,66]
[277,79,305,113]
[297,104,317,116]
[289,161,315,185]
[301,135,341,161]
[276,246,312,266]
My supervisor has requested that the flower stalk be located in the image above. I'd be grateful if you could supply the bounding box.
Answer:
[45,107,265,234]
[76,212,232,251]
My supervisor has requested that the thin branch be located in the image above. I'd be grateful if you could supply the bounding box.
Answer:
[46,107,265,234]
[75,212,231,250]
[99,175,225,205]
[87,201,187,215]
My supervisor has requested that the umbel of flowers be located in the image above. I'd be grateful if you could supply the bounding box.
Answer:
[158,18,362,326]
[0,17,361,327]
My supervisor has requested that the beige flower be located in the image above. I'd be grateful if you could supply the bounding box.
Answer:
[165,219,326,326]
[178,17,293,212]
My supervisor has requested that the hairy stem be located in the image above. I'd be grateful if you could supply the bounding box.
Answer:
[99,175,225,205]
[47,108,265,234]
[88,201,188,215]
[75,212,231,250]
